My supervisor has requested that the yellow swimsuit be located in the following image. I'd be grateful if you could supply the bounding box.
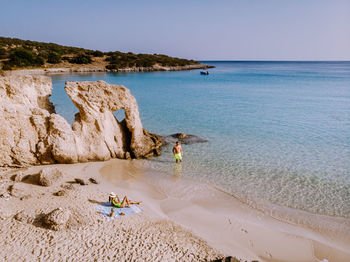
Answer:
[174,153,182,160]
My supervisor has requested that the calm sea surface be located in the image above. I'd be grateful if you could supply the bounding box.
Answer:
[50,61,350,218]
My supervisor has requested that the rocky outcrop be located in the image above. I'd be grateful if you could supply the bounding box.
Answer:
[65,80,161,160]
[43,208,71,231]
[0,75,161,167]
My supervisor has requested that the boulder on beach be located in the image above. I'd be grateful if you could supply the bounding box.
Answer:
[43,208,71,231]
[0,75,162,167]
[38,167,63,187]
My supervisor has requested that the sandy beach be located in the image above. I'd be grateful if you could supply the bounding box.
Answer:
[1,160,349,262]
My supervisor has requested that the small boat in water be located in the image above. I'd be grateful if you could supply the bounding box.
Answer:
[200,70,209,75]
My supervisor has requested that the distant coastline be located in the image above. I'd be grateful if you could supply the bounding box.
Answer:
[3,63,214,76]
[0,36,214,74]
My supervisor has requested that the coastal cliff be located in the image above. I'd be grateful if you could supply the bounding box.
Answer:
[0,75,161,167]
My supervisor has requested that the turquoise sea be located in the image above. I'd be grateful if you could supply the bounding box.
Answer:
[50,61,350,219]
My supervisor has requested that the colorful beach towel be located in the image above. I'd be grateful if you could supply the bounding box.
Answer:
[97,202,143,221]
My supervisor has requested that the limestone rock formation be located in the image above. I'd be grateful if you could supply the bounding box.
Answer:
[0,75,55,166]
[0,75,161,167]
[65,80,161,160]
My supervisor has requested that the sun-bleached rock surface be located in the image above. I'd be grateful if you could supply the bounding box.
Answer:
[38,167,63,187]
[0,75,161,167]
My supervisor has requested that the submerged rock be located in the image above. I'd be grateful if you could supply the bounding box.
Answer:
[43,208,71,231]
[162,133,208,145]
[0,76,162,167]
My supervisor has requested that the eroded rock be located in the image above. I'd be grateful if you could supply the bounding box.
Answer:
[38,167,63,187]
[43,208,71,231]
[0,76,162,167]
[65,80,162,160]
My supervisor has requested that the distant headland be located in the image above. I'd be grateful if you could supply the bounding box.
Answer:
[0,36,213,74]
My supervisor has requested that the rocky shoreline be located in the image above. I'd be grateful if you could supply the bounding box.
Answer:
[3,63,214,76]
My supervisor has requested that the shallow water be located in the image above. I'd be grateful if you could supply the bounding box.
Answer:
[50,61,350,218]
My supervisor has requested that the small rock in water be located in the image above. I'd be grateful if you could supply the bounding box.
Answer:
[88,177,100,184]
[74,178,87,185]
[38,168,63,187]
[43,208,71,231]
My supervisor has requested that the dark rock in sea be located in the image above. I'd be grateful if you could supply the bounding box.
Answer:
[162,133,208,145]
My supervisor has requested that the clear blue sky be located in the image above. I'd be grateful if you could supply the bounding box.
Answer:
[1,0,349,60]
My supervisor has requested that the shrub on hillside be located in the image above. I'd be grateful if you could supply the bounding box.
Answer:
[4,48,44,68]
[70,53,92,64]
[47,52,62,64]
[92,50,104,57]
[0,47,7,59]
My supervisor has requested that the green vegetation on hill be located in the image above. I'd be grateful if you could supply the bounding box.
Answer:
[105,52,199,69]
[0,36,200,70]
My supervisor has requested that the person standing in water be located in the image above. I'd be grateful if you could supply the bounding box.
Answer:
[172,141,183,163]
